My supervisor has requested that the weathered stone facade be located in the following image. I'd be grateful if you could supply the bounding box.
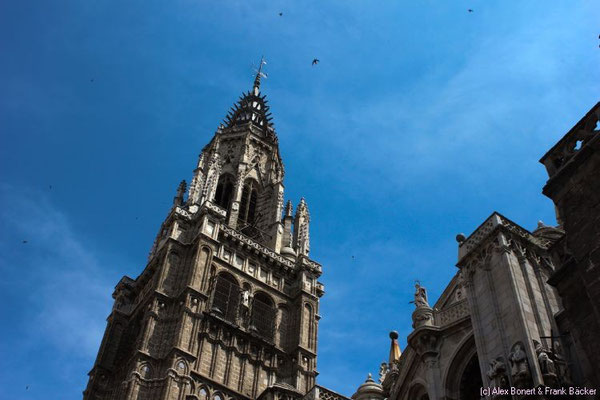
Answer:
[541,102,600,390]
[84,70,342,400]
[365,102,600,400]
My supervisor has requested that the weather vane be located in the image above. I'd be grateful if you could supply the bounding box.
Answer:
[252,56,268,91]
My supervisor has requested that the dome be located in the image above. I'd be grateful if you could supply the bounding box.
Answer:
[351,373,384,400]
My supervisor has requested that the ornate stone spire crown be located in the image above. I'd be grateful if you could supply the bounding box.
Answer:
[222,57,277,142]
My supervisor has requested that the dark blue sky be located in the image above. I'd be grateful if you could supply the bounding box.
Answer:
[0,1,598,399]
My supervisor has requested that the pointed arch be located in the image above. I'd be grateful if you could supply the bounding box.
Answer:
[276,304,290,349]
[238,179,260,226]
[251,291,276,341]
[407,382,429,400]
[211,271,241,323]
[214,174,235,211]
[443,333,483,400]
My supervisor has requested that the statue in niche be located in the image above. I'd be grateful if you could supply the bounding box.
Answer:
[241,290,250,308]
[533,340,557,377]
[412,281,430,308]
[487,357,509,389]
[509,343,530,380]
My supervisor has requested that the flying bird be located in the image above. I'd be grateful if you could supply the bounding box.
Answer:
[22,240,28,244]
[90,79,94,82]
[468,9,473,12]
[312,58,319,66]
[279,12,283,16]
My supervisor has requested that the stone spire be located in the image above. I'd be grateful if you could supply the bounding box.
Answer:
[222,57,277,143]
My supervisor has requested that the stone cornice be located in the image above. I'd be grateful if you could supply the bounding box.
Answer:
[457,212,549,265]
[220,224,296,269]
[540,101,600,179]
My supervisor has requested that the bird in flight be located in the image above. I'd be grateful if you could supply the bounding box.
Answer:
[22,240,28,244]
[279,12,283,16]
[312,58,319,66]
[468,9,473,12]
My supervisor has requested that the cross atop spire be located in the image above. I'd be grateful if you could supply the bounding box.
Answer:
[253,56,267,94]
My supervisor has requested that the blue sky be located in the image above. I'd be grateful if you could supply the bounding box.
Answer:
[0,0,598,398]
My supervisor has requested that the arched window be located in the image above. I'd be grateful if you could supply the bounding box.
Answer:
[238,180,259,225]
[139,363,152,379]
[199,388,208,400]
[302,303,313,349]
[251,292,276,341]
[211,272,240,323]
[277,305,290,349]
[214,174,234,211]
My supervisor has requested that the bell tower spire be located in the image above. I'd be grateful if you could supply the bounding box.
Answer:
[253,56,267,95]
[84,65,326,400]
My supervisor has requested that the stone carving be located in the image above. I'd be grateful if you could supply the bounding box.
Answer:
[459,215,496,255]
[412,282,430,308]
[174,206,192,220]
[435,299,469,326]
[220,224,295,268]
[550,340,572,385]
[533,340,558,385]
[203,201,227,218]
[487,357,509,391]
[411,282,434,328]
[540,104,599,177]
[508,342,531,388]
[241,290,250,308]
[459,213,552,263]
[378,362,388,383]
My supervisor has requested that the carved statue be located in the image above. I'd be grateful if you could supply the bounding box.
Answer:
[378,362,388,383]
[241,290,250,308]
[487,357,509,389]
[533,340,557,377]
[487,358,504,379]
[509,343,529,378]
[412,282,430,308]
[538,351,556,375]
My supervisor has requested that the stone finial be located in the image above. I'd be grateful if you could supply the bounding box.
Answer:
[173,180,187,206]
[293,198,310,256]
[285,200,293,217]
[388,331,401,364]
[456,233,466,243]
[537,220,546,228]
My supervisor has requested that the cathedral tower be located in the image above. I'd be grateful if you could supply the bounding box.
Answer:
[84,63,325,400]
